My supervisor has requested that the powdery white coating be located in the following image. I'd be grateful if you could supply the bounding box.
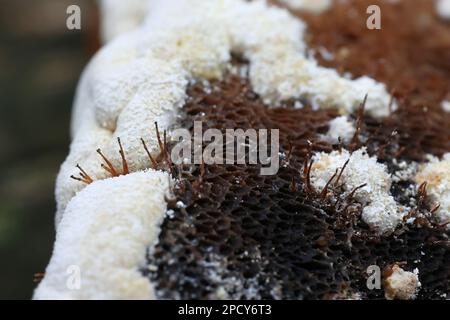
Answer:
[99,0,149,43]
[322,115,356,144]
[436,0,450,19]
[442,100,450,112]
[384,265,421,300]
[279,0,332,13]
[220,0,393,117]
[310,148,403,234]
[415,153,450,226]
[34,171,171,300]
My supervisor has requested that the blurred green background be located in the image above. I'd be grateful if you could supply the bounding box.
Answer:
[0,0,99,299]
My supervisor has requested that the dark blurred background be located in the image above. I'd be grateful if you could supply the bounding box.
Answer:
[0,0,99,299]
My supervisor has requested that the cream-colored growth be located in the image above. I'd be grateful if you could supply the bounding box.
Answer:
[384,265,421,300]
[415,153,450,226]
[34,171,170,300]
[310,148,403,234]
[279,0,332,13]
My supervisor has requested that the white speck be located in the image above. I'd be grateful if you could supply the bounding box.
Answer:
[166,209,175,218]
[294,100,304,109]
[176,201,186,209]
[322,116,356,144]
[318,46,334,61]
[441,100,450,112]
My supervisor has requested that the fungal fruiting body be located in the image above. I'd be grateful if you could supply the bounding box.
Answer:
[35,0,450,300]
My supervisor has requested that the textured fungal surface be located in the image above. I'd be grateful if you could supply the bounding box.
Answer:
[143,2,450,300]
[37,0,450,300]
[146,65,450,299]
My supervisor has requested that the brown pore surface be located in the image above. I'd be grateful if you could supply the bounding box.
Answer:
[279,0,450,161]
[146,66,450,299]
[146,0,450,300]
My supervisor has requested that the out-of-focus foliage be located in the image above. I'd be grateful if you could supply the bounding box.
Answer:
[0,0,98,299]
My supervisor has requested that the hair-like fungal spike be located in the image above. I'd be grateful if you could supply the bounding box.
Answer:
[345,183,367,201]
[117,137,129,175]
[141,138,158,169]
[97,148,118,177]
[154,122,164,155]
[349,94,367,151]
[320,168,338,199]
[70,164,93,184]
[334,158,350,188]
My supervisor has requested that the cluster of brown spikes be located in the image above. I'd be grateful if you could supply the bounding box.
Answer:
[70,122,175,185]
[399,182,444,231]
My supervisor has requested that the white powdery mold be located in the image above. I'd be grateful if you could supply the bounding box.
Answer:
[34,170,171,300]
[322,115,356,144]
[436,0,450,19]
[279,0,333,13]
[310,148,404,234]
[384,265,421,300]
[415,153,450,226]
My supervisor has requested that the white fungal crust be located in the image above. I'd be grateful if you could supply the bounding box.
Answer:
[415,153,450,226]
[436,0,450,19]
[384,265,421,300]
[310,148,404,234]
[322,115,356,144]
[45,0,396,300]
[279,0,332,13]
[34,171,171,300]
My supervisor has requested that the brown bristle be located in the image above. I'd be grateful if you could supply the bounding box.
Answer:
[117,137,129,175]
[97,148,118,177]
